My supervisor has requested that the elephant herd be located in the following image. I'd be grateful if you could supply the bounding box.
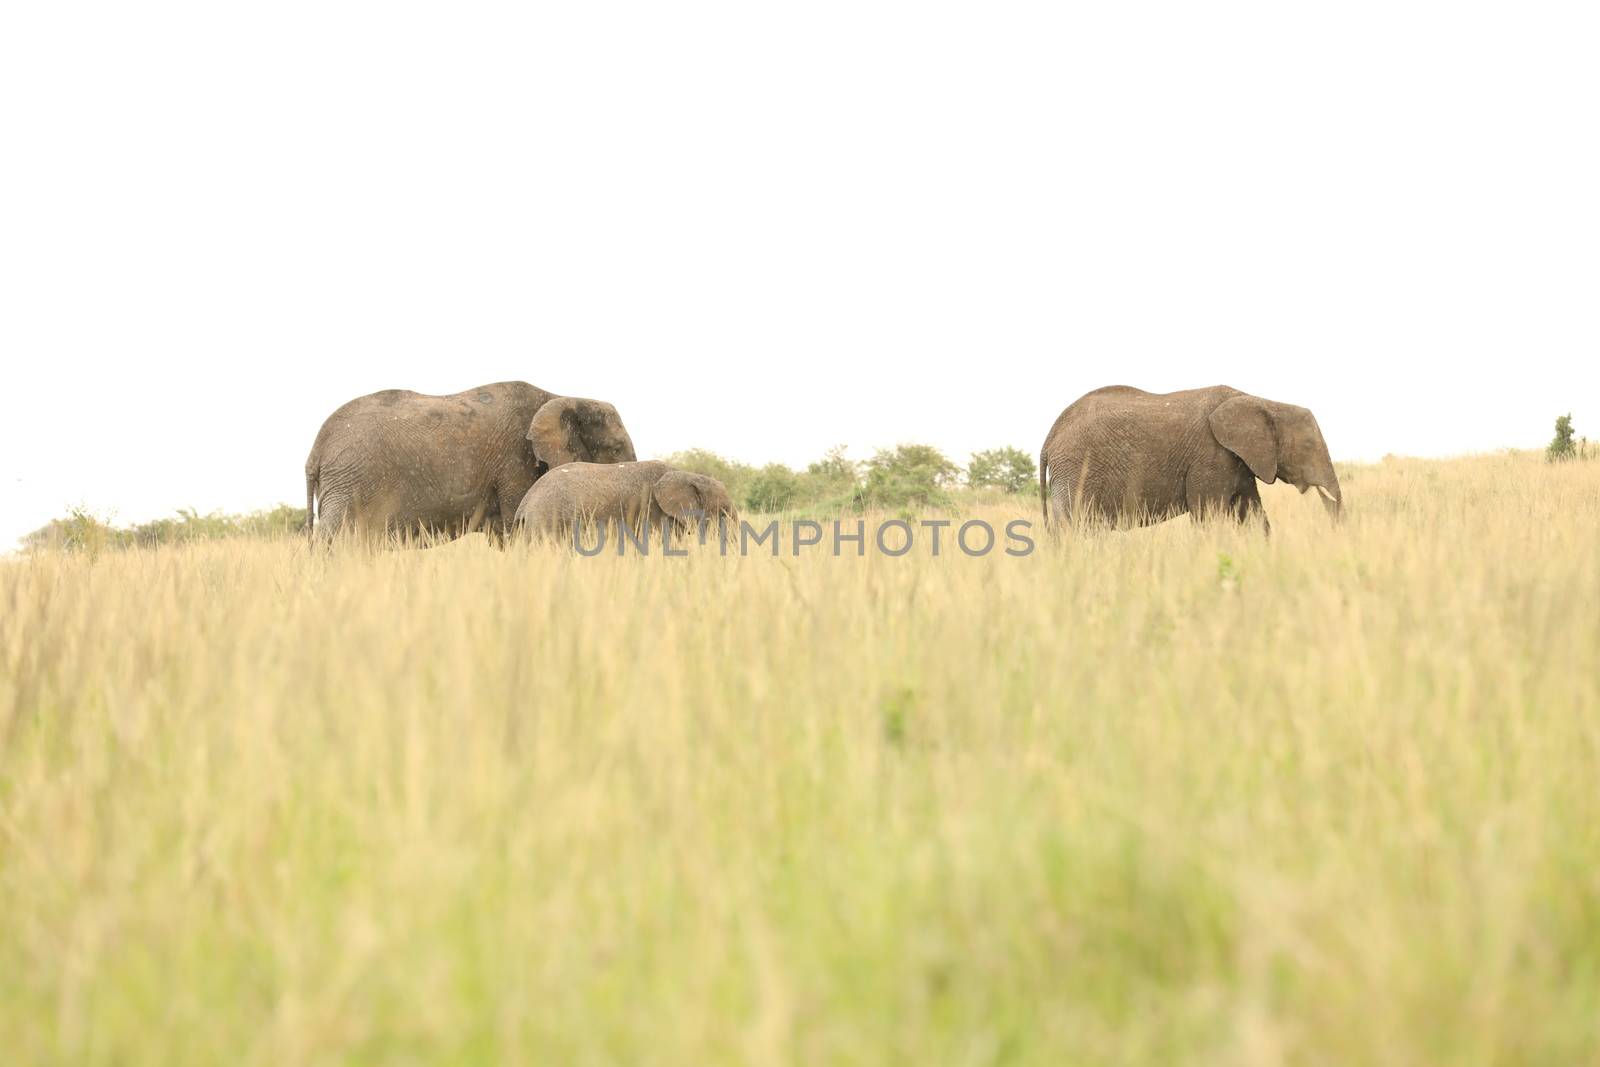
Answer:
[302,381,736,547]
[303,379,1341,546]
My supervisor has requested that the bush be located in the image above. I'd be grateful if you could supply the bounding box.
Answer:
[660,449,757,502]
[1548,414,1577,462]
[233,504,311,539]
[859,444,962,510]
[21,506,123,556]
[805,445,859,489]
[799,445,861,506]
[23,505,309,553]
[743,464,803,513]
[967,447,1037,494]
[663,446,862,516]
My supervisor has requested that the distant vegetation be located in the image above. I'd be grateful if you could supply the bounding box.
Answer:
[20,504,308,554]
[664,443,1035,516]
[24,418,1595,553]
[1547,413,1591,463]
[966,446,1040,494]
[18,445,1037,552]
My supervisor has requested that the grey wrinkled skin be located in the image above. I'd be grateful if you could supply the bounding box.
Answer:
[304,381,636,546]
[514,461,738,546]
[1039,385,1342,532]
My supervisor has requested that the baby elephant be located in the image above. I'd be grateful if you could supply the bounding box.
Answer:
[515,461,738,546]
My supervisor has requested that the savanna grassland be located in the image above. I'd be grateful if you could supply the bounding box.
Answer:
[2,452,1598,1066]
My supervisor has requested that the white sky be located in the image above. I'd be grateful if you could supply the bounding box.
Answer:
[2,3,1596,547]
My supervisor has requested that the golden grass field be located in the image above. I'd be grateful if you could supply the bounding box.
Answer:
[2,452,1598,1066]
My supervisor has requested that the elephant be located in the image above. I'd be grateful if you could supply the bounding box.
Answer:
[304,380,636,545]
[1039,385,1341,532]
[514,460,738,547]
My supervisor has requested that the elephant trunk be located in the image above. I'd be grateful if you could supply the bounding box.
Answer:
[1317,478,1343,523]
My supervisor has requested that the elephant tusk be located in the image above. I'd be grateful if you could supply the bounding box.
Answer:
[1315,485,1342,522]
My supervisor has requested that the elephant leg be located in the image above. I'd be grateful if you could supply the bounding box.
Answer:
[479,505,512,549]
[1187,490,1228,525]
[492,485,530,548]
[1048,483,1070,529]
[454,496,497,546]
[1232,487,1271,536]
[323,500,393,551]
[312,495,350,548]
[1049,477,1096,531]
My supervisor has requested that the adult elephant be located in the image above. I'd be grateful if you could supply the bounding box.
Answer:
[304,380,636,545]
[1039,385,1341,532]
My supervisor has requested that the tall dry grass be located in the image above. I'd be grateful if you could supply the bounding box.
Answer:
[1,452,1597,1065]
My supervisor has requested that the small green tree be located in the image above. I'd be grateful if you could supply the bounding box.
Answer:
[743,463,803,513]
[22,506,123,556]
[1548,413,1576,462]
[805,445,858,488]
[859,444,961,510]
[967,446,1037,494]
[795,444,859,504]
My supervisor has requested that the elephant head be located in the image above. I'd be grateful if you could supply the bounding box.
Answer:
[652,470,739,532]
[1208,395,1342,520]
[528,397,638,470]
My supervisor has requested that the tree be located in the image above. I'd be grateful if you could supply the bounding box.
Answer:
[860,444,961,510]
[967,446,1037,494]
[1548,413,1577,462]
[743,463,803,513]
[805,445,859,488]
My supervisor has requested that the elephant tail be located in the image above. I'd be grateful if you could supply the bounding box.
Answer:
[1038,446,1050,522]
[303,459,318,539]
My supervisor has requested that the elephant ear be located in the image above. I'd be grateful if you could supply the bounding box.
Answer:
[652,472,706,523]
[1208,395,1279,484]
[529,397,636,468]
[527,398,593,469]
